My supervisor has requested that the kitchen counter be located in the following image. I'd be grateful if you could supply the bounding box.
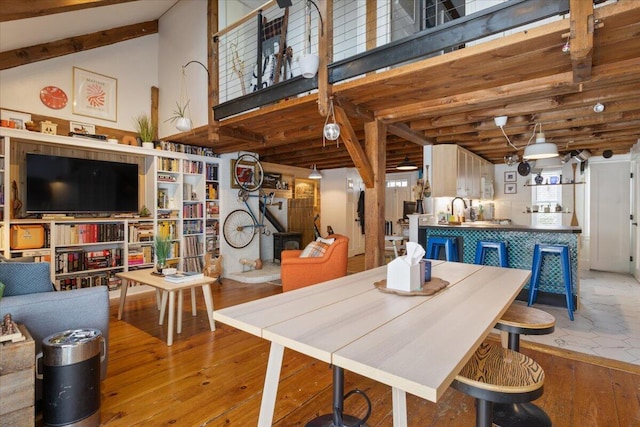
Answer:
[417,223,581,309]
[426,222,582,234]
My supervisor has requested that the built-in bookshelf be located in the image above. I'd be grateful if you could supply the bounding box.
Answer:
[205,162,220,258]
[0,128,221,298]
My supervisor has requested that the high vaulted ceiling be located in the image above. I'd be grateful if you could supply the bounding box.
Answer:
[2,1,640,174]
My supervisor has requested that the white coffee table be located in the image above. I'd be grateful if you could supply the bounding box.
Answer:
[117,269,217,346]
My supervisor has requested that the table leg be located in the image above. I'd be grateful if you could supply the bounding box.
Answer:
[201,284,216,331]
[177,289,184,335]
[167,291,175,346]
[258,342,284,427]
[191,288,197,316]
[117,279,130,320]
[156,289,162,310]
[393,240,399,258]
[392,387,408,427]
[159,291,168,325]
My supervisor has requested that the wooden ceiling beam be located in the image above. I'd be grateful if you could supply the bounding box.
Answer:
[0,0,137,22]
[334,105,374,188]
[0,20,158,70]
[569,0,594,82]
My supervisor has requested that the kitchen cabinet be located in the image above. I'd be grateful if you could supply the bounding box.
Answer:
[431,145,491,199]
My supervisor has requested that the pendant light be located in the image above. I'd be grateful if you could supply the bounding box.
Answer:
[323,98,340,145]
[308,164,322,180]
[396,156,418,171]
[523,124,558,160]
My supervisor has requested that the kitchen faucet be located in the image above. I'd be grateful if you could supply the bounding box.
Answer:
[451,197,468,219]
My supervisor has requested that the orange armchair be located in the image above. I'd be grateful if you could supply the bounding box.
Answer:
[281,234,349,292]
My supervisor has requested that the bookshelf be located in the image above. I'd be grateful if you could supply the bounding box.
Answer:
[0,128,221,299]
[205,161,220,258]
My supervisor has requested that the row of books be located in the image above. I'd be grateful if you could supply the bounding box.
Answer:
[158,220,178,239]
[183,202,203,219]
[205,164,219,181]
[183,159,203,174]
[55,223,125,245]
[55,248,123,274]
[183,220,203,234]
[128,246,153,265]
[206,183,218,200]
[183,235,202,257]
[157,157,180,172]
[155,140,218,157]
[57,271,123,292]
[181,257,203,273]
[128,222,154,243]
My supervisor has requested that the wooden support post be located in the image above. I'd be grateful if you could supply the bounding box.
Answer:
[569,0,594,82]
[208,0,219,142]
[364,119,386,270]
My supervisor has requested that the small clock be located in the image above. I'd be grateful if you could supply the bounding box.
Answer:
[40,86,68,109]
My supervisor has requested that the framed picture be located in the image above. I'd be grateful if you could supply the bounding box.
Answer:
[262,171,282,189]
[294,178,317,206]
[231,158,256,189]
[504,183,517,194]
[69,120,96,135]
[72,67,117,122]
[504,171,517,182]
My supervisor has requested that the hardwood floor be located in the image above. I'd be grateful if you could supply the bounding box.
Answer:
[97,267,640,426]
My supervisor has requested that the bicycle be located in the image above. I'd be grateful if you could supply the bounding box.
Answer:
[223,153,274,249]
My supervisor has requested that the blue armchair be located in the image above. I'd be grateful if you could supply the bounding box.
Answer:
[0,262,110,394]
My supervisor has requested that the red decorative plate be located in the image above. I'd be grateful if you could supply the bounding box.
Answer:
[40,86,68,109]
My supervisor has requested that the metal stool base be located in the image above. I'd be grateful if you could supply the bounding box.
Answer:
[493,402,552,427]
[305,414,369,427]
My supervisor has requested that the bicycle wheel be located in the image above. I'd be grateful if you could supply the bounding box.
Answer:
[223,209,256,249]
[233,153,264,192]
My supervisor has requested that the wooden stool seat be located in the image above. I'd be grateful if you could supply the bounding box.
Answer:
[452,342,547,427]
[496,303,555,351]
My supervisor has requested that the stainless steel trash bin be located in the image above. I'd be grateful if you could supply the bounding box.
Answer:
[42,328,103,427]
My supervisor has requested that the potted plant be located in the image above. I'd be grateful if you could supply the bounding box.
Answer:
[154,235,171,273]
[134,114,156,149]
[166,100,192,132]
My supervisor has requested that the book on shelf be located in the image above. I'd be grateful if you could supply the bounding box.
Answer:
[164,271,204,283]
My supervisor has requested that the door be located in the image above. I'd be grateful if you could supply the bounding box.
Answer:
[632,156,640,280]
[347,178,365,256]
[590,161,631,273]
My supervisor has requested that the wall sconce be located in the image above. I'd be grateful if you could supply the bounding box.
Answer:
[308,164,322,180]
[323,98,340,145]
[396,156,418,171]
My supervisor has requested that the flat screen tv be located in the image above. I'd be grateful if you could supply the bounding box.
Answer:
[26,153,139,214]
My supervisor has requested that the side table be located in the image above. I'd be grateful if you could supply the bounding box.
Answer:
[0,324,35,427]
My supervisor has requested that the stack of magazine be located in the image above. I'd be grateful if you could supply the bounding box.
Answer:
[164,271,205,283]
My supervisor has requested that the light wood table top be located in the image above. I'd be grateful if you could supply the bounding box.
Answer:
[214,261,531,425]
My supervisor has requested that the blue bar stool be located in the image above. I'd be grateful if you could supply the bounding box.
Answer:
[528,244,575,320]
[474,241,509,267]
[426,237,459,262]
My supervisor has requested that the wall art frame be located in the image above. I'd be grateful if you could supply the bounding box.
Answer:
[72,67,117,122]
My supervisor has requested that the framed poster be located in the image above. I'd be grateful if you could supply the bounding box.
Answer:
[231,158,256,189]
[504,183,517,194]
[504,171,517,182]
[263,171,282,189]
[69,120,96,135]
[294,178,317,206]
[73,67,117,122]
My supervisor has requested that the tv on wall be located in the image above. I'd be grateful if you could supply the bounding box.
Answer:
[26,153,139,214]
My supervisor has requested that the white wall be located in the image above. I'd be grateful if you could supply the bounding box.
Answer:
[0,36,159,132]
[158,0,209,139]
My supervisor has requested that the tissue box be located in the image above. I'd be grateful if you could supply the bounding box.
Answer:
[386,256,422,292]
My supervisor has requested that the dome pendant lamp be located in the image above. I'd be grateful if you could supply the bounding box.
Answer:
[523,124,558,160]
[396,156,418,171]
[309,164,322,180]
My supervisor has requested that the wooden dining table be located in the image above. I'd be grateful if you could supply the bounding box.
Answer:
[213,261,531,426]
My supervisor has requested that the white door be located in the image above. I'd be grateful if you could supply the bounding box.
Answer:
[347,178,365,256]
[632,156,640,280]
[590,160,632,273]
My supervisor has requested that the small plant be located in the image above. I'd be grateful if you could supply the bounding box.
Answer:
[134,114,156,142]
[139,205,151,217]
[165,100,190,124]
[154,235,171,265]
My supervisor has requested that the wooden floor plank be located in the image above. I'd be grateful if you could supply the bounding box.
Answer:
[34,269,639,427]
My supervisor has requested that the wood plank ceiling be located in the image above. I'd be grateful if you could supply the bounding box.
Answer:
[2,1,640,174]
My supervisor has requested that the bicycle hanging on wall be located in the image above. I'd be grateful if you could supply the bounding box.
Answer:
[223,153,275,249]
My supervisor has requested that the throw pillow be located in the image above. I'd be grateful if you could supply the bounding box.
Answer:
[316,237,335,245]
[300,241,330,258]
[0,262,54,296]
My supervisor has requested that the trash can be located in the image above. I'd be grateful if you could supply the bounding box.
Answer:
[42,328,103,427]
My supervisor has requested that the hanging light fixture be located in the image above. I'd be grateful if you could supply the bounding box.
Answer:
[503,153,519,166]
[299,0,323,79]
[308,164,322,180]
[523,124,558,160]
[396,156,418,171]
[323,98,340,145]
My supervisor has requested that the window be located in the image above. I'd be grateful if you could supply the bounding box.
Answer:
[531,170,563,226]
